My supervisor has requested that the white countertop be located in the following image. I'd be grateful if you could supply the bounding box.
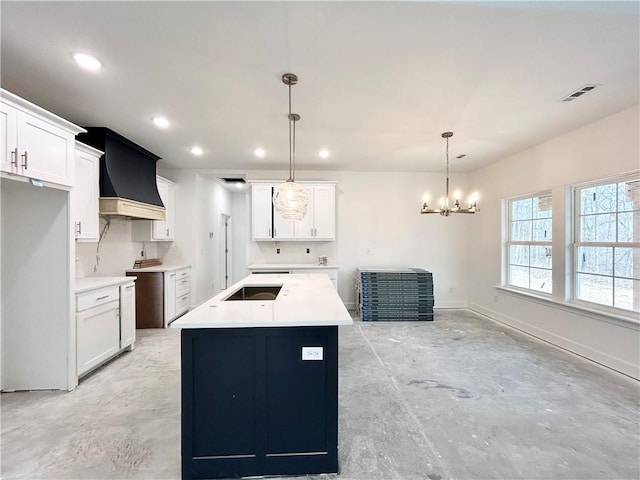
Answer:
[75,276,135,294]
[125,264,191,273]
[247,263,339,270]
[171,274,352,329]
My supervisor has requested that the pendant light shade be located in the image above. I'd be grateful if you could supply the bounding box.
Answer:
[273,180,308,221]
[273,73,308,220]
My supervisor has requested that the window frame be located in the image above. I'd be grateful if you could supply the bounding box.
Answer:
[504,191,553,295]
[572,175,640,313]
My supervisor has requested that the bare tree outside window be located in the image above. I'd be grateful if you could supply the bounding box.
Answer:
[507,194,553,294]
[575,178,640,311]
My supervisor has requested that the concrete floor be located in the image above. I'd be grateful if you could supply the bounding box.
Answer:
[2,310,639,480]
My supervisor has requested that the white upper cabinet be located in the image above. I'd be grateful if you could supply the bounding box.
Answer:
[132,176,176,242]
[72,142,102,242]
[252,183,295,241]
[292,184,335,240]
[252,184,277,240]
[0,89,84,188]
[273,206,295,240]
[251,181,336,242]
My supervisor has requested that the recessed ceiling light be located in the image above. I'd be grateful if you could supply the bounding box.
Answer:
[152,116,170,129]
[318,149,330,159]
[190,146,203,156]
[254,147,266,158]
[73,52,101,72]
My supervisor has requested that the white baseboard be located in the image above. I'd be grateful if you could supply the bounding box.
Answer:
[469,302,639,380]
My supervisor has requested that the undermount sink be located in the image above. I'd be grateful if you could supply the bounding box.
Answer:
[225,285,282,301]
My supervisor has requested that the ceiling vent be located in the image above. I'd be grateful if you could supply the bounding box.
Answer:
[561,84,599,102]
[220,177,246,184]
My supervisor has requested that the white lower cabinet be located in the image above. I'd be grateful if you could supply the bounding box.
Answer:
[76,286,120,377]
[175,272,191,316]
[247,265,339,290]
[120,282,136,349]
[165,271,177,322]
[76,280,136,378]
[155,267,191,328]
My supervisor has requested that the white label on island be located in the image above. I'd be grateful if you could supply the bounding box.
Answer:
[302,346,324,361]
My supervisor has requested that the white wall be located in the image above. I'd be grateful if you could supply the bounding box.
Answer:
[1,180,72,390]
[230,190,249,284]
[468,106,640,378]
[75,217,159,277]
[172,169,474,310]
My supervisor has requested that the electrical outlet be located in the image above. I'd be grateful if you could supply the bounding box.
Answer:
[306,248,310,254]
[277,248,280,254]
[302,347,323,361]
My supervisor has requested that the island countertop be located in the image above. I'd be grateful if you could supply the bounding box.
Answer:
[171,274,353,329]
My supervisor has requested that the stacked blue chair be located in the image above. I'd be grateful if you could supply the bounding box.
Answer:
[356,268,434,321]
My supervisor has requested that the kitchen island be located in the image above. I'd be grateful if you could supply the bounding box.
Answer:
[171,273,352,480]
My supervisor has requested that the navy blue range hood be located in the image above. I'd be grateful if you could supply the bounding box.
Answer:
[77,127,165,220]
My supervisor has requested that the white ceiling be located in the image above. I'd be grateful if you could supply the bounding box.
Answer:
[1,1,638,173]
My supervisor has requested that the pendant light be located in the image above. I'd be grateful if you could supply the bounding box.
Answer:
[273,73,308,221]
[421,131,479,216]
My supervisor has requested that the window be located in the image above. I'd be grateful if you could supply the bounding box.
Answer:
[574,177,640,311]
[506,193,553,294]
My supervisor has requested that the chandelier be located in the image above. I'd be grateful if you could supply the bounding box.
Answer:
[421,131,479,216]
[273,73,308,221]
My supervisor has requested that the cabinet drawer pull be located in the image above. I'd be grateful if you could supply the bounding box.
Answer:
[169,273,176,278]
[21,151,28,169]
[180,295,189,301]
[125,285,134,289]
[78,221,82,235]
[10,148,18,170]
[166,228,169,237]
[96,295,110,301]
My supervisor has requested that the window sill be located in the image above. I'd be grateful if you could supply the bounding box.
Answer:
[495,285,640,329]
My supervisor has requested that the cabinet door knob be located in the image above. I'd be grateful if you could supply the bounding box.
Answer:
[20,151,28,170]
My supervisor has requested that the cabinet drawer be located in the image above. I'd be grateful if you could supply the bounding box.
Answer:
[76,286,120,312]
[176,277,190,297]
[176,268,190,280]
[176,293,190,315]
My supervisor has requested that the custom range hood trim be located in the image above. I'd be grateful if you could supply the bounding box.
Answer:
[77,128,166,220]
